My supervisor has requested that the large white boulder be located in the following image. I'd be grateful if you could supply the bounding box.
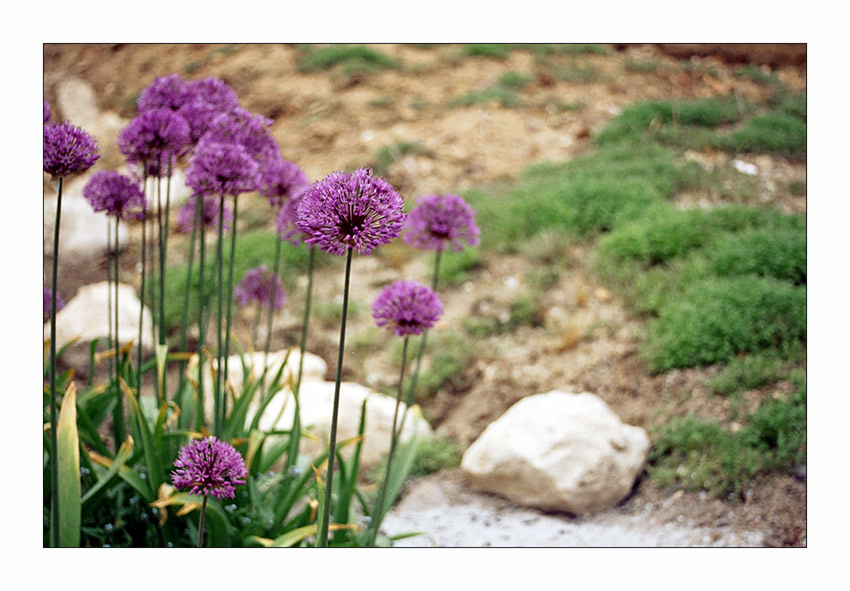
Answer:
[461,391,650,515]
[45,281,154,349]
[43,187,129,259]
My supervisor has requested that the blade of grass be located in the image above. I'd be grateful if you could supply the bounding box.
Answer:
[57,382,81,547]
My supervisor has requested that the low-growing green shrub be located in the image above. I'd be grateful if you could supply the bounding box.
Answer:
[718,112,806,157]
[459,44,513,59]
[297,44,401,76]
[707,353,791,397]
[705,225,806,284]
[407,436,462,477]
[448,86,521,108]
[438,246,483,287]
[642,276,806,372]
[648,375,806,497]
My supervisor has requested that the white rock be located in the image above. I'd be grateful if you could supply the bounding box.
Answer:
[733,159,758,176]
[55,77,100,131]
[144,169,194,209]
[45,281,154,349]
[461,390,649,515]
[43,188,129,259]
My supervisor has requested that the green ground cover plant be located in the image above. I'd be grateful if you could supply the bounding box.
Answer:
[296,44,401,77]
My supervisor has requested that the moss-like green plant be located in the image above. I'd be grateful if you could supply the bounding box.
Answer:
[719,112,806,157]
[297,44,401,75]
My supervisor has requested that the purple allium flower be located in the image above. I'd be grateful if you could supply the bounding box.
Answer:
[43,286,65,323]
[177,78,241,144]
[260,154,309,208]
[137,74,194,113]
[235,265,286,311]
[185,137,262,197]
[177,194,233,234]
[43,122,100,178]
[202,107,279,164]
[403,193,480,253]
[276,197,307,246]
[83,171,147,221]
[171,436,248,500]
[372,280,443,337]
[43,100,51,124]
[118,108,191,174]
[296,168,406,256]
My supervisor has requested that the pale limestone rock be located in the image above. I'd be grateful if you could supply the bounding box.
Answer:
[45,281,154,349]
[43,187,129,259]
[461,390,649,515]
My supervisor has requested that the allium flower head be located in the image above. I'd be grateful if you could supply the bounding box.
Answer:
[372,280,443,337]
[43,100,51,124]
[403,193,480,253]
[276,197,307,246]
[118,108,191,173]
[202,107,279,164]
[137,74,194,113]
[185,137,261,197]
[235,265,286,311]
[171,436,248,500]
[296,168,406,256]
[83,171,147,221]
[260,154,309,208]
[43,122,100,178]
[177,194,233,234]
[44,287,65,323]
[177,78,241,144]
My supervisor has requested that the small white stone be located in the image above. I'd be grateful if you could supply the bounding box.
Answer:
[733,159,758,176]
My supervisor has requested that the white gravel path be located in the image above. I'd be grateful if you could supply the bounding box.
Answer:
[380,476,766,548]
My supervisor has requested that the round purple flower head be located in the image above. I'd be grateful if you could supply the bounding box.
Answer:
[171,436,248,500]
[185,137,261,197]
[260,154,309,208]
[43,100,51,124]
[177,78,241,144]
[372,280,443,337]
[137,74,194,113]
[83,171,147,221]
[43,122,100,178]
[44,286,65,323]
[276,196,307,246]
[118,108,191,174]
[203,107,279,164]
[235,265,286,311]
[177,194,233,234]
[403,193,480,253]
[296,168,406,256]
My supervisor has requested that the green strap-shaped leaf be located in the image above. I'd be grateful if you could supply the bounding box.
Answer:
[57,383,81,547]
[81,437,134,508]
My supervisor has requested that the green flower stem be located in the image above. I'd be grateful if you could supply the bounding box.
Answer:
[177,194,200,404]
[222,195,239,422]
[106,221,115,396]
[112,215,125,449]
[214,195,226,437]
[294,248,316,398]
[368,334,410,546]
[397,249,443,438]
[137,206,148,391]
[48,176,64,547]
[158,161,173,399]
[260,234,283,392]
[319,247,353,547]
[195,208,208,431]
[197,495,208,548]
[148,199,159,401]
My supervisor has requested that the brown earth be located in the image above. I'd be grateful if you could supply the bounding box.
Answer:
[43,43,806,547]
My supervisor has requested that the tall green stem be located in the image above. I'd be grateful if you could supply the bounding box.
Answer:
[196,208,208,431]
[398,249,443,437]
[368,335,410,546]
[214,195,226,437]
[48,176,64,547]
[112,216,125,449]
[107,221,115,396]
[222,195,239,423]
[261,234,283,390]
[138,206,147,390]
[295,248,316,398]
[177,194,200,405]
[319,248,353,547]
[197,495,208,548]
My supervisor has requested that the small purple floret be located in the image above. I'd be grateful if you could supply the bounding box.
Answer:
[171,436,248,500]
[403,193,480,253]
[235,265,286,311]
[296,168,406,256]
[83,171,147,221]
[372,280,443,337]
[43,122,100,177]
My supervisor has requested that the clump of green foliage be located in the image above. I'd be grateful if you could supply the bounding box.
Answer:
[438,247,483,287]
[297,44,401,77]
[648,374,806,497]
[370,141,433,178]
[718,112,806,157]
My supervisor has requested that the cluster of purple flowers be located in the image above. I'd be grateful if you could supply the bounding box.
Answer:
[235,265,286,311]
[171,436,248,500]
[118,108,191,175]
[296,168,406,256]
[83,171,147,221]
[403,193,480,253]
[43,122,100,178]
[372,280,443,337]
